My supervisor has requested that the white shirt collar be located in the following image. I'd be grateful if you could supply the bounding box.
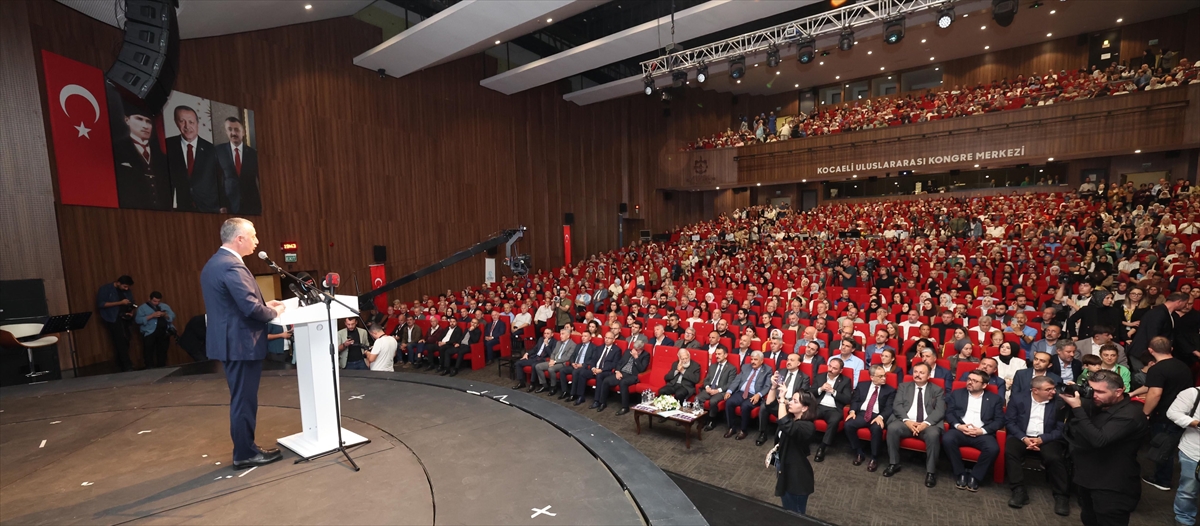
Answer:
[219,246,242,259]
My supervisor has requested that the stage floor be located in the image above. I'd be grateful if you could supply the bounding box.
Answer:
[0,369,647,525]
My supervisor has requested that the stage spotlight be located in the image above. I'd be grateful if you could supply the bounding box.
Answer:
[766,45,781,68]
[937,6,955,28]
[884,17,905,44]
[696,62,708,83]
[992,0,1018,27]
[643,76,655,96]
[729,56,746,79]
[671,70,687,88]
[797,39,815,63]
[839,30,854,51]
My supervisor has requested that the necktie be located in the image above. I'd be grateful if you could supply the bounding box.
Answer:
[538,341,547,356]
[234,147,242,176]
[743,368,759,397]
[186,143,194,176]
[915,386,925,422]
[712,363,722,386]
[784,372,794,397]
[598,346,611,367]
[138,143,150,164]
[865,386,878,421]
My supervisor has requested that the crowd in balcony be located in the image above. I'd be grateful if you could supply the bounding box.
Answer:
[684,56,1199,151]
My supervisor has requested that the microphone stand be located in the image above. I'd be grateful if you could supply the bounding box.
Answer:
[263,259,362,471]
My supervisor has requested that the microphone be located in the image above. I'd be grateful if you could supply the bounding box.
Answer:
[323,272,341,289]
[288,283,306,306]
[258,251,282,270]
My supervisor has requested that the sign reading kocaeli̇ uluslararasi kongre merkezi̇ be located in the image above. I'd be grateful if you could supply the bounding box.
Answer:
[815,146,1027,175]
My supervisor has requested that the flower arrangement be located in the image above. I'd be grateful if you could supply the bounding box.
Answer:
[650,395,681,412]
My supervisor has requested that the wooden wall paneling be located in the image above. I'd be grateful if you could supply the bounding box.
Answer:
[1118,15,1189,67]
[941,37,1089,88]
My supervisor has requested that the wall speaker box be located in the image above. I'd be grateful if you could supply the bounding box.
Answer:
[950,169,961,176]
[732,187,748,194]
[619,203,628,214]
[106,0,178,112]
[563,213,574,225]
[373,245,387,263]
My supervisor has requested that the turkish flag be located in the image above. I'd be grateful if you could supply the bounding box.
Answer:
[369,264,388,313]
[562,225,572,266]
[41,51,118,208]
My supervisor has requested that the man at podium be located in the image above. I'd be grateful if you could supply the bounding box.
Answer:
[201,218,286,469]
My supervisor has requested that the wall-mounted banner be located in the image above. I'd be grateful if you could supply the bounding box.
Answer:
[815,146,1027,175]
[562,225,572,267]
[368,264,387,312]
[485,258,496,284]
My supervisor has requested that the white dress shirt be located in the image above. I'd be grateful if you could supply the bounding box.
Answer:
[905,384,930,424]
[859,384,882,414]
[1026,395,1048,438]
[819,376,838,408]
[961,391,988,433]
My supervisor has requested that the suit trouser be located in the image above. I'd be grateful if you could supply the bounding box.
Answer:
[514,358,542,383]
[597,374,639,408]
[942,429,999,481]
[725,392,758,432]
[886,420,942,473]
[658,383,694,400]
[483,340,500,361]
[571,367,600,398]
[556,365,580,389]
[105,321,133,372]
[695,390,721,420]
[534,362,565,386]
[844,415,885,459]
[814,406,844,446]
[223,359,263,462]
[440,344,469,370]
[1078,486,1140,526]
[1005,437,1069,495]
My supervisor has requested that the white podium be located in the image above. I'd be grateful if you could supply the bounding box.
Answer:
[270,295,370,458]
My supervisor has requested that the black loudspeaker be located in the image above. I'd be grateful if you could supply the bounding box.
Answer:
[564,213,574,225]
[732,187,748,194]
[373,245,387,263]
[619,203,628,214]
[663,192,673,201]
[106,0,179,111]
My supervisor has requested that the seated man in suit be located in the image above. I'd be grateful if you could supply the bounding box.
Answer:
[942,370,1005,491]
[845,365,896,472]
[1010,351,1062,397]
[884,362,946,487]
[557,334,598,400]
[412,316,444,368]
[513,327,556,391]
[1047,341,1083,385]
[649,324,675,347]
[1028,323,1064,365]
[915,347,953,385]
[705,330,730,357]
[722,350,773,440]
[698,347,737,431]
[763,337,788,365]
[1075,325,1127,368]
[758,352,811,446]
[793,325,826,355]
[430,319,465,374]
[572,332,622,406]
[798,340,826,370]
[440,317,481,376]
[958,357,1007,400]
[481,314,507,364]
[1005,375,1070,515]
[864,329,895,365]
[678,327,703,349]
[809,357,853,460]
[659,348,701,401]
[598,339,650,414]
[533,326,576,394]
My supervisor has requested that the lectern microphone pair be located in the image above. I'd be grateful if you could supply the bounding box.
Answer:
[259,251,368,470]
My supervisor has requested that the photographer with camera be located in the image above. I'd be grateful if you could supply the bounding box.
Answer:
[134,291,176,368]
[96,275,136,372]
[1060,369,1149,526]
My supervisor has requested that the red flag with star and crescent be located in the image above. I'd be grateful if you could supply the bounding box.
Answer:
[369,264,388,313]
[42,50,118,208]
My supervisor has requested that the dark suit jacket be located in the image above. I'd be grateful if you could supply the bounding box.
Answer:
[957,370,1008,400]
[593,344,623,372]
[216,142,261,215]
[700,359,737,392]
[113,138,171,210]
[200,249,277,361]
[808,372,853,410]
[1065,395,1149,492]
[729,364,774,397]
[615,350,650,378]
[679,339,703,350]
[651,336,675,347]
[945,389,1005,434]
[166,135,223,212]
[458,327,481,346]
[800,354,826,371]
[664,360,701,389]
[1004,392,1065,443]
[1010,369,1063,397]
[526,336,556,359]
[764,350,786,364]
[424,325,447,344]
[569,341,599,367]
[849,382,896,422]
[1047,357,1083,382]
[484,319,506,339]
[1128,305,1174,361]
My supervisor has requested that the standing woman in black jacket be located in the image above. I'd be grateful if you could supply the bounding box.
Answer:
[768,381,818,515]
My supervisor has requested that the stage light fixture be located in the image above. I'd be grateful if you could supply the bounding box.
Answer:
[839,30,854,51]
[937,6,955,28]
[671,71,688,88]
[766,45,781,68]
[992,0,1018,27]
[884,17,905,44]
[643,76,655,96]
[797,39,815,63]
[729,56,746,79]
[696,62,708,83]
